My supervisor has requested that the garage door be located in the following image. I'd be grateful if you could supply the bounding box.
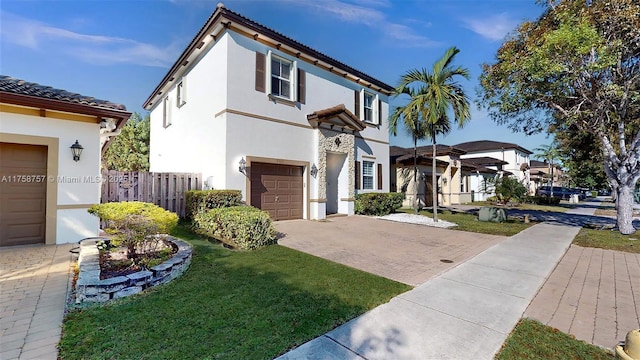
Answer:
[0,143,47,246]
[250,163,303,221]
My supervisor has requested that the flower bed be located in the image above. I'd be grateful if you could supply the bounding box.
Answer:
[75,236,192,303]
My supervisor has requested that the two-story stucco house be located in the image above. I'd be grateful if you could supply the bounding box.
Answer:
[455,140,533,196]
[144,4,392,221]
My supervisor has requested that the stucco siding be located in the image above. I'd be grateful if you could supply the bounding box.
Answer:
[149,34,229,186]
[1,112,101,244]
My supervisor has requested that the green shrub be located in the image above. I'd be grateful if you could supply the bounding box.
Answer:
[521,196,560,205]
[486,196,499,203]
[193,206,276,250]
[355,192,404,216]
[88,201,178,234]
[495,177,527,204]
[185,190,243,220]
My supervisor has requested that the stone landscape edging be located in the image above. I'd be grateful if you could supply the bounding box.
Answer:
[75,235,192,303]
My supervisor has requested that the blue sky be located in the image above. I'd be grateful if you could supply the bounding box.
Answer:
[1,0,554,155]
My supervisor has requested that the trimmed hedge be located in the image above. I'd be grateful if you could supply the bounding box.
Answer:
[355,192,404,216]
[88,201,178,234]
[193,206,276,250]
[522,196,561,205]
[185,190,243,220]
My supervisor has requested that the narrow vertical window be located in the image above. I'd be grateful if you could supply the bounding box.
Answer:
[162,97,171,128]
[363,161,374,190]
[176,79,186,107]
[363,92,374,122]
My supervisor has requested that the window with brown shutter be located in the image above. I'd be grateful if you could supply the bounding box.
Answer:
[355,161,361,190]
[354,90,360,118]
[378,99,382,125]
[297,69,306,104]
[255,52,266,92]
[377,163,383,190]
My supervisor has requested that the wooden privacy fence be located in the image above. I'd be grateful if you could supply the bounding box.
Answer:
[101,171,202,218]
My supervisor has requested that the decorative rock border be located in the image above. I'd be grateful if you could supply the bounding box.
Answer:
[75,236,192,303]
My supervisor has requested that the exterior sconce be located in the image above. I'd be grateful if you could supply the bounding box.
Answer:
[442,177,448,185]
[310,163,318,178]
[70,140,84,162]
[238,157,246,173]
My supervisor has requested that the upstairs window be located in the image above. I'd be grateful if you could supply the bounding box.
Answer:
[364,92,375,122]
[355,89,380,125]
[271,55,293,100]
[176,77,186,107]
[162,97,171,128]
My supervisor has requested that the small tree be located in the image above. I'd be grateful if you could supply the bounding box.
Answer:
[111,214,159,259]
[495,177,527,205]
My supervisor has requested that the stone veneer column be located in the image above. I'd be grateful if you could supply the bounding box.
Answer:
[317,127,355,202]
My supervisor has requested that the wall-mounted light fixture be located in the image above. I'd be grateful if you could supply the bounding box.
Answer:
[238,157,246,173]
[70,140,84,162]
[310,163,318,178]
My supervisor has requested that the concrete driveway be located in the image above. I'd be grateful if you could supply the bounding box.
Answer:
[276,215,506,286]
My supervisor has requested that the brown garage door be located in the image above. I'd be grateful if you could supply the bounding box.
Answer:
[250,163,303,221]
[0,143,47,246]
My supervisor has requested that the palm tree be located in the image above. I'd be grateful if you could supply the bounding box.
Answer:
[394,47,471,221]
[389,87,428,214]
[534,143,561,197]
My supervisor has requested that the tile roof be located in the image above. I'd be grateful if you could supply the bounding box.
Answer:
[0,75,127,111]
[462,156,508,166]
[453,140,532,155]
[144,3,393,108]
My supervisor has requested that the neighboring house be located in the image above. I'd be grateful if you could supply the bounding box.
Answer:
[530,159,565,190]
[144,4,392,221]
[0,76,131,246]
[390,144,469,207]
[459,157,505,201]
[454,140,533,194]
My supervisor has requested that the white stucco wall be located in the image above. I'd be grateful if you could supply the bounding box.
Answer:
[1,112,101,244]
[149,34,229,189]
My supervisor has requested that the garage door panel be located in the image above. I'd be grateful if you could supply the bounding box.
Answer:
[0,143,47,247]
[250,162,303,221]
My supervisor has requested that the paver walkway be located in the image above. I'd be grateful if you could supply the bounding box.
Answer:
[0,244,74,360]
[277,216,505,286]
[526,245,640,349]
[278,207,592,359]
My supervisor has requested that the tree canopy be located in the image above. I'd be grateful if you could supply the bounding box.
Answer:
[103,112,150,171]
[479,0,640,234]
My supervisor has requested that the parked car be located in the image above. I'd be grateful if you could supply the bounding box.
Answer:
[569,188,587,200]
[536,186,573,200]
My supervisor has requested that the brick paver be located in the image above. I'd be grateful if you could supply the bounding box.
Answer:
[525,245,640,349]
[277,215,506,286]
[0,244,74,360]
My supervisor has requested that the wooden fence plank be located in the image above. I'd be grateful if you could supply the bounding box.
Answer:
[101,170,201,217]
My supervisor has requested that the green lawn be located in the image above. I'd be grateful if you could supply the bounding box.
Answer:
[58,225,411,360]
[495,319,615,360]
[398,208,534,236]
[573,227,640,253]
[466,201,572,213]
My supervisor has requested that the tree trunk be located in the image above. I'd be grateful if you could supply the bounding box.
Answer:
[616,184,636,235]
[413,137,418,215]
[432,134,438,222]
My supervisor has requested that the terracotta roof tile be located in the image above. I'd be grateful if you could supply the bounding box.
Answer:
[453,140,532,155]
[0,75,127,111]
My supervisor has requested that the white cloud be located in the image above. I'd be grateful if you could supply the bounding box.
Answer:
[282,0,439,48]
[461,13,519,41]
[0,11,179,67]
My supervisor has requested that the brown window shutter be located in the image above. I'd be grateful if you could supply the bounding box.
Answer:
[377,163,383,190]
[377,99,382,125]
[355,161,361,190]
[255,52,266,92]
[354,90,360,118]
[298,69,306,104]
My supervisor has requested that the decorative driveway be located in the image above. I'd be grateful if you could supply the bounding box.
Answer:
[276,215,506,286]
[0,244,74,360]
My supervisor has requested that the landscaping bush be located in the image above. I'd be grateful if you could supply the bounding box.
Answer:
[193,206,276,250]
[355,192,404,216]
[89,201,178,234]
[88,202,178,258]
[494,177,528,204]
[185,190,243,220]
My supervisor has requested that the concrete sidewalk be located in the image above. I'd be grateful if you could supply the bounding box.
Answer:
[278,207,592,360]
